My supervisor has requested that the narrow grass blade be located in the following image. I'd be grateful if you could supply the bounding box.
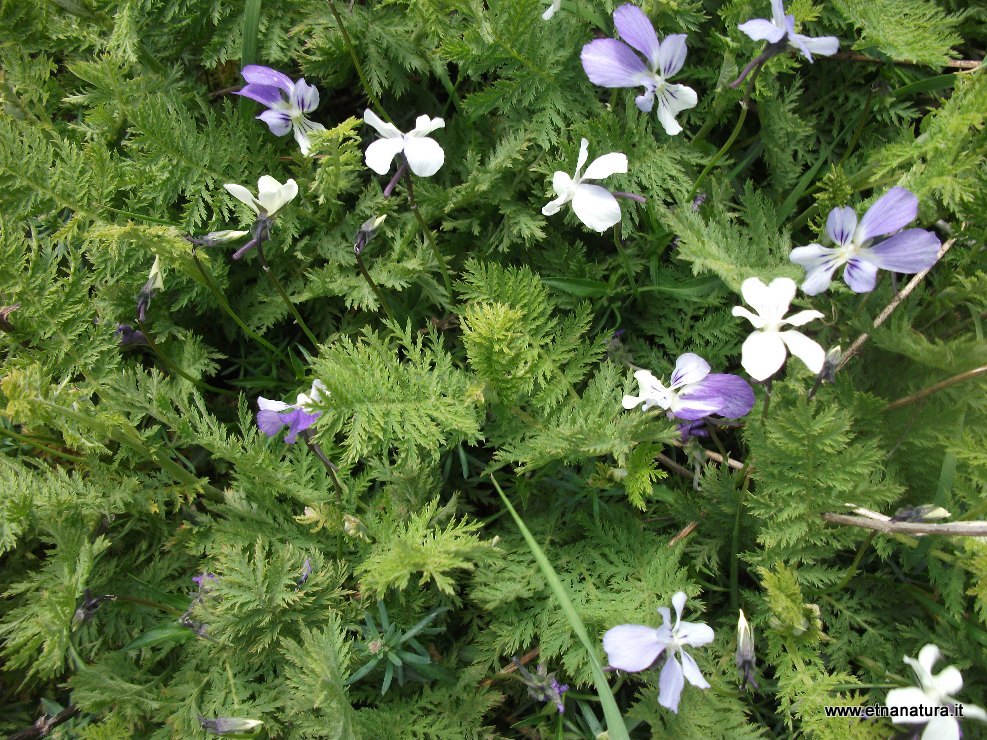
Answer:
[490,475,629,740]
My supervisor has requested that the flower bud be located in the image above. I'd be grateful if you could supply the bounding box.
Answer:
[736,609,758,690]
[197,715,264,735]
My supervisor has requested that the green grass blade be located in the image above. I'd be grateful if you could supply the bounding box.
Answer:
[490,475,629,740]
[239,0,263,116]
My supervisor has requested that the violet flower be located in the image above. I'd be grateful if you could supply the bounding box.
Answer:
[603,591,714,713]
[581,4,698,136]
[790,187,941,295]
[622,353,755,421]
[234,65,325,156]
[738,0,839,62]
[257,380,327,444]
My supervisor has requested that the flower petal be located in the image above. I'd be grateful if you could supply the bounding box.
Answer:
[922,717,960,740]
[741,330,787,381]
[843,258,878,293]
[671,591,687,622]
[932,665,964,697]
[678,374,755,419]
[886,686,936,725]
[679,649,710,688]
[257,109,293,137]
[542,194,569,216]
[826,206,858,247]
[783,309,825,327]
[241,64,293,91]
[291,78,320,112]
[224,183,260,213]
[658,655,685,712]
[657,34,689,78]
[235,83,285,107]
[780,330,825,373]
[363,109,402,139]
[916,644,941,676]
[541,0,561,19]
[581,38,650,88]
[656,83,698,136]
[770,0,786,26]
[256,409,286,437]
[257,397,292,412]
[581,152,628,181]
[409,114,445,137]
[635,89,656,112]
[403,135,445,177]
[613,4,662,69]
[256,176,297,216]
[670,353,711,388]
[293,119,326,156]
[575,138,589,177]
[790,244,842,296]
[862,229,941,273]
[280,408,319,444]
[741,276,796,323]
[677,620,715,648]
[791,33,839,61]
[571,183,622,232]
[602,624,665,672]
[732,305,766,329]
[365,136,406,175]
[856,187,918,242]
[738,18,785,42]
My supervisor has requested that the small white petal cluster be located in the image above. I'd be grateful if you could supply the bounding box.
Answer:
[542,138,628,233]
[223,175,299,219]
[731,276,824,381]
[363,110,446,177]
[885,644,987,740]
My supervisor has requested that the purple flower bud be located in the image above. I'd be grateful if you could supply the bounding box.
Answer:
[115,324,148,347]
[296,558,312,587]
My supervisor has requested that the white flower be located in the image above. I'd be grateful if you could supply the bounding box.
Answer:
[731,277,824,381]
[885,644,987,740]
[223,175,298,219]
[363,110,445,177]
[542,138,628,233]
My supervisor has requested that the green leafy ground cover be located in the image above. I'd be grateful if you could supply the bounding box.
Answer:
[1,0,986,737]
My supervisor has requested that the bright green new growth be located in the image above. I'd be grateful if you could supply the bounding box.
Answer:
[2,0,987,736]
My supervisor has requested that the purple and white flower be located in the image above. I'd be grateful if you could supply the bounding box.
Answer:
[581,4,698,136]
[257,380,327,444]
[603,591,714,713]
[542,138,628,233]
[224,175,298,220]
[622,353,755,421]
[732,277,824,381]
[234,65,325,156]
[885,644,987,739]
[738,0,839,62]
[790,187,941,296]
[363,110,445,177]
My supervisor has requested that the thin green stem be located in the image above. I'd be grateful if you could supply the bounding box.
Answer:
[136,320,237,397]
[102,206,180,227]
[325,0,387,117]
[820,532,876,595]
[254,239,320,347]
[689,63,763,199]
[707,425,729,463]
[402,163,453,298]
[302,431,346,560]
[760,378,773,423]
[191,251,286,361]
[355,252,397,323]
[0,424,87,464]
